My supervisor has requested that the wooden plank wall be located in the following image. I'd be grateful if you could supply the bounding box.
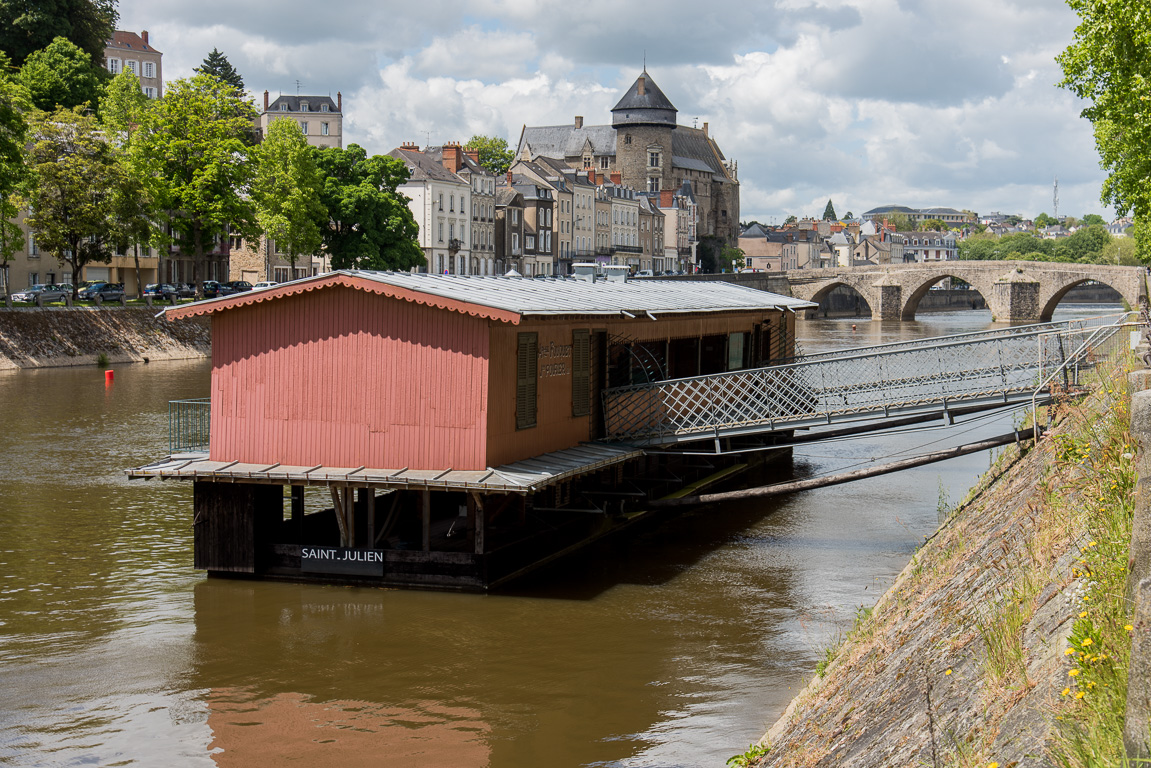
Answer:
[193,481,283,573]
[209,286,490,470]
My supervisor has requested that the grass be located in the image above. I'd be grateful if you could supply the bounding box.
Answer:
[814,605,875,678]
[727,741,771,766]
[1046,362,1137,767]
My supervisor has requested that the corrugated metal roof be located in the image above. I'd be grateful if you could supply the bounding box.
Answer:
[163,271,816,320]
[343,271,814,316]
[126,443,645,494]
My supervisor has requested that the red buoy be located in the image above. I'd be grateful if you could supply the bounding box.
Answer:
[105,369,114,383]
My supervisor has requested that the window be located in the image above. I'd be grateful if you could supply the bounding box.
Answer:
[108,58,120,75]
[279,103,288,111]
[143,61,154,78]
[274,266,290,282]
[512,233,519,252]
[583,156,591,169]
[300,101,309,112]
[143,87,156,99]
[438,222,444,242]
[438,193,444,211]
[125,60,138,75]
[300,121,308,134]
[516,333,538,429]
[27,235,37,256]
[624,135,632,145]
[321,122,329,135]
[449,223,454,241]
[649,152,660,167]
[29,272,37,285]
[321,104,329,112]
[599,157,609,170]
[450,195,454,212]
[648,177,660,193]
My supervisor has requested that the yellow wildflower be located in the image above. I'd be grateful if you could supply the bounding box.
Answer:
[1076,691,1086,699]
[1062,687,1071,696]
[1087,681,1096,689]
[944,669,952,675]
[1064,648,1075,656]
[1126,625,1135,632]
[1079,611,1088,618]
[1082,638,1094,647]
[1069,669,1080,677]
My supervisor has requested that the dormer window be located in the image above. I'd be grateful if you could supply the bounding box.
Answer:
[320,104,329,112]
[279,103,288,111]
[300,101,309,112]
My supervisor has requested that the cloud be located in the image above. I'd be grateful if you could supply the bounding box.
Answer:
[116,0,1114,223]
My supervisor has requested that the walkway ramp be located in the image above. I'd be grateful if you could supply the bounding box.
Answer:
[603,314,1133,446]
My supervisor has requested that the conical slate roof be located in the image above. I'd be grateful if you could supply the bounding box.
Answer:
[611,70,677,128]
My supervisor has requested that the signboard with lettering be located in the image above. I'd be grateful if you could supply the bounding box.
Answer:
[538,341,572,379]
[300,546,386,576]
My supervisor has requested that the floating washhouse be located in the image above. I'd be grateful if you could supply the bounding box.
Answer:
[128,270,814,590]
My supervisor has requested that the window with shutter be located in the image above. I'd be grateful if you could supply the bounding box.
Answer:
[516,332,538,429]
[572,330,590,417]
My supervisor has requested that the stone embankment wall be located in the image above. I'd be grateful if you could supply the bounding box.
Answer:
[0,308,210,370]
[754,370,1150,766]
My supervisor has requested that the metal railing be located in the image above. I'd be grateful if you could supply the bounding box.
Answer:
[602,314,1134,446]
[169,398,210,454]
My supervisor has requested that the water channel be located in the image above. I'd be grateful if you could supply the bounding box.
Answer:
[0,303,1122,767]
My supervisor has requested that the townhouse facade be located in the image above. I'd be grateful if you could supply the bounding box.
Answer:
[899,231,958,262]
[390,144,473,276]
[258,92,343,149]
[426,144,497,276]
[493,188,525,275]
[104,30,163,99]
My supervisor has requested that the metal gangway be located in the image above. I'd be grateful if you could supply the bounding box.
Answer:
[603,313,1138,447]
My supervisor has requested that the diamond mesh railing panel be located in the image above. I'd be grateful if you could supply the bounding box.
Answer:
[170,398,211,454]
[603,318,1129,444]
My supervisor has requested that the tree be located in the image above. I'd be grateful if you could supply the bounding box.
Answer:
[884,213,913,232]
[0,52,29,294]
[822,199,836,220]
[1034,212,1058,229]
[131,75,259,286]
[844,211,854,220]
[312,143,423,271]
[195,48,245,93]
[919,218,946,232]
[254,118,325,279]
[0,0,116,67]
[19,36,105,112]
[22,107,117,296]
[466,134,514,176]
[1081,213,1106,227]
[719,244,746,271]
[102,71,155,295]
[783,214,797,225]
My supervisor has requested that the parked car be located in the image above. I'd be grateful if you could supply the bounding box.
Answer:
[78,282,125,302]
[11,284,68,303]
[218,280,253,296]
[251,281,278,290]
[142,283,167,299]
[200,280,222,299]
[635,270,654,277]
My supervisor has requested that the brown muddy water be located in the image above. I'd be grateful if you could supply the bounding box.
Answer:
[0,305,1121,767]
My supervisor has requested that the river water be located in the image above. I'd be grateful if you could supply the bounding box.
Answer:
[0,304,1122,767]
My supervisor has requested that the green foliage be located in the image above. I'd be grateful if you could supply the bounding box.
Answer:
[822,199,836,220]
[884,212,913,232]
[0,0,117,67]
[783,214,797,225]
[254,118,325,270]
[312,143,423,271]
[466,134,514,176]
[1081,213,1106,228]
[131,75,259,281]
[0,52,29,268]
[726,742,770,766]
[22,107,117,293]
[195,48,245,93]
[19,36,105,112]
[1058,0,1151,262]
[101,71,154,260]
[844,210,853,219]
[1035,212,1058,229]
[920,218,946,232]
[957,226,1114,264]
[719,244,746,271]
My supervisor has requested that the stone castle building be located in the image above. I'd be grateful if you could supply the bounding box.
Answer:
[517,70,739,251]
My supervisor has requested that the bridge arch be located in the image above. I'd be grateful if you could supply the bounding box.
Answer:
[899,272,994,320]
[1037,276,1128,322]
[803,280,874,319]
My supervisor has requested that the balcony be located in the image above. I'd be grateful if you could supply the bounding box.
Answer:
[170,398,210,454]
[612,245,643,254]
[448,238,463,253]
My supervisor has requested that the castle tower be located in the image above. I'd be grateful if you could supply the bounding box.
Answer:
[611,70,677,194]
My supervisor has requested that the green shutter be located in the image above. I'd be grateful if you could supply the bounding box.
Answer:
[572,329,590,417]
[516,332,538,430]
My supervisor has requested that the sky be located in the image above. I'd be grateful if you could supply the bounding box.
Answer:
[117,0,1112,225]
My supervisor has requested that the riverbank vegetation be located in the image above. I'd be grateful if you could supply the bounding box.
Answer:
[959,226,1135,266]
[749,349,1138,767]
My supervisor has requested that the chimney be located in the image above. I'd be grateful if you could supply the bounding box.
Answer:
[507,171,514,184]
[610,171,622,185]
[263,90,269,111]
[702,122,709,137]
[660,189,673,208]
[337,91,342,112]
[464,146,479,163]
[141,30,149,46]
[442,142,462,172]
[574,116,583,129]
[588,170,596,184]
[400,141,420,151]
[637,75,646,96]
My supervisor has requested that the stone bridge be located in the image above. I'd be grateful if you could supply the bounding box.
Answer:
[660,262,1147,322]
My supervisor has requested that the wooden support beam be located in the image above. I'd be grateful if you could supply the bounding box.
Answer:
[343,487,354,548]
[366,490,375,549]
[421,490,431,552]
[375,492,402,546]
[330,486,349,547]
[291,485,304,541]
[472,492,485,555]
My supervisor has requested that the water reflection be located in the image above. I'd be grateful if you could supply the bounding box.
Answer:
[0,305,1123,767]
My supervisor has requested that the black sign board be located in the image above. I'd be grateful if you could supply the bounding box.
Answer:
[300,546,386,577]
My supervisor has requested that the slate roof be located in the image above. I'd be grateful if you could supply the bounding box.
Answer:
[106,30,161,54]
[611,71,677,114]
[388,148,468,185]
[266,95,340,114]
[423,146,495,180]
[519,124,617,160]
